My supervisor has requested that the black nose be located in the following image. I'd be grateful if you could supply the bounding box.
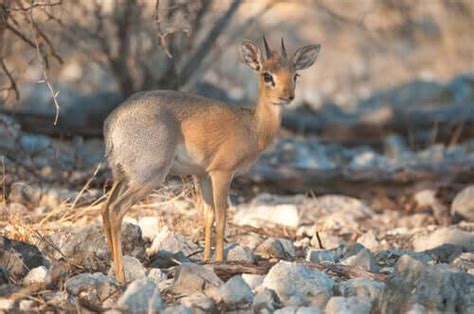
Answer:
[289,95,295,101]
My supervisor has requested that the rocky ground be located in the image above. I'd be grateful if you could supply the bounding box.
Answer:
[0,174,474,313]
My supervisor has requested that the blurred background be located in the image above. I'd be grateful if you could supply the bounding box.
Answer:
[1,0,473,205]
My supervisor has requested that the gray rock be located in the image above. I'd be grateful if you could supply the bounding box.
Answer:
[325,296,372,314]
[160,305,193,314]
[342,243,366,259]
[23,266,51,285]
[117,278,164,313]
[64,273,119,307]
[180,292,215,312]
[253,288,279,313]
[208,275,253,305]
[148,228,200,257]
[377,255,474,313]
[262,261,334,306]
[38,223,146,272]
[451,185,474,221]
[423,243,462,263]
[412,227,474,251]
[225,243,256,262]
[343,248,379,272]
[376,250,432,267]
[275,305,322,314]
[306,249,336,263]
[255,238,295,260]
[170,263,223,296]
[0,236,47,280]
[336,278,384,303]
[108,255,146,282]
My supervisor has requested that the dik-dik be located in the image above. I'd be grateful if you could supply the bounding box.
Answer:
[102,37,320,283]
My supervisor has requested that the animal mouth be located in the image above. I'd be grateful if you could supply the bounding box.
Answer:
[273,97,291,106]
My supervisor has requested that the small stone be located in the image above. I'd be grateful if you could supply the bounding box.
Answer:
[225,244,256,262]
[234,204,299,228]
[253,288,279,313]
[19,299,35,311]
[138,216,160,241]
[450,252,474,273]
[108,256,146,282]
[148,228,200,257]
[336,278,384,303]
[306,249,336,263]
[451,185,474,220]
[255,238,295,260]
[180,292,215,311]
[311,232,344,250]
[65,273,119,306]
[357,230,384,253]
[412,227,474,251]
[325,296,372,314]
[343,248,379,272]
[23,266,50,285]
[147,268,167,284]
[170,263,223,296]
[160,305,193,314]
[208,275,253,305]
[0,298,14,311]
[118,278,164,313]
[376,250,432,267]
[242,274,264,290]
[262,261,334,306]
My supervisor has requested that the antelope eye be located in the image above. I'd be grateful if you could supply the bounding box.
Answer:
[294,73,300,81]
[263,72,274,84]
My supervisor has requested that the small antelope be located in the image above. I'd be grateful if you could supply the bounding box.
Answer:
[102,37,320,282]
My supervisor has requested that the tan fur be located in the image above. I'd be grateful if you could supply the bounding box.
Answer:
[102,38,320,283]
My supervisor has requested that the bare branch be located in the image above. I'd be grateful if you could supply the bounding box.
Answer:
[28,4,60,125]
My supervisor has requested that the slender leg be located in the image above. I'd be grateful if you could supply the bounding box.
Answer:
[109,181,161,283]
[192,175,203,211]
[101,180,125,258]
[209,171,232,262]
[199,174,214,261]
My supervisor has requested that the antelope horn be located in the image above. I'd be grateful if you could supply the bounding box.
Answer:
[281,37,287,58]
[263,35,272,59]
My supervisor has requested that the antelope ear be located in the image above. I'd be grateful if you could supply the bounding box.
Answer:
[292,44,321,71]
[240,40,263,71]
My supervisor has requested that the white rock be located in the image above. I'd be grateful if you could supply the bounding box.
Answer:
[336,278,384,302]
[147,268,167,284]
[242,274,265,290]
[148,228,200,257]
[208,275,253,305]
[262,261,334,306]
[118,278,164,313]
[306,249,336,263]
[325,296,372,314]
[412,227,474,251]
[451,185,474,220]
[108,256,146,282]
[0,298,14,311]
[234,204,299,228]
[357,230,385,253]
[23,266,50,285]
[343,248,378,272]
[19,300,35,311]
[138,216,160,241]
[311,232,344,250]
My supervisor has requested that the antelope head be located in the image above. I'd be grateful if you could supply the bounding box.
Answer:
[240,36,321,106]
